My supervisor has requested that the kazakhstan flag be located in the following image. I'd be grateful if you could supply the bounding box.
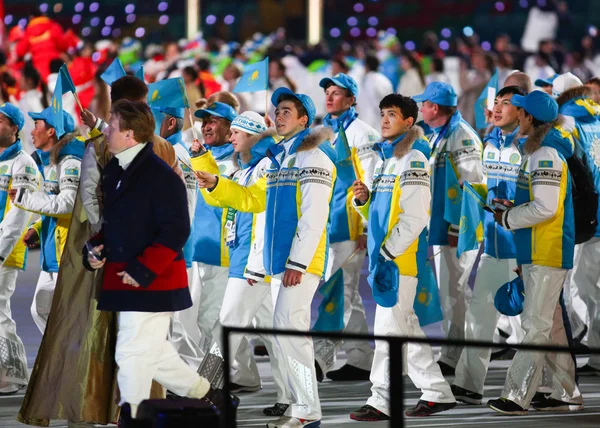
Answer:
[312,268,345,332]
[443,156,463,226]
[457,182,487,258]
[100,58,127,86]
[50,75,65,138]
[413,251,443,327]
[233,58,269,93]
[59,64,77,95]
[147,77,190,109]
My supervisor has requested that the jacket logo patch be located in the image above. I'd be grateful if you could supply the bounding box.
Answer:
[509,153,520,165]
[64,168,79,176]
[25,166,37,175]
[218,164,227,174]
[0,166,7,175]
[538,160,553,168]
[462,139,474,146]
[287,158,296,168]
[410,161,425,168]
[487,152,495,160]
[49,170,57,180]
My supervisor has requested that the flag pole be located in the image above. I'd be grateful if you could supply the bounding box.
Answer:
[188,108,198,140]
[73,92,83,112]
[264,57,270,121]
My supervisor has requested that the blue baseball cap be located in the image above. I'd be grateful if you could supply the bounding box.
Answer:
[194,102,238,122]
[157,107,185,119]
[534,74,558,88]
[511,91,558,123]
[319,73,359,97]
[271,87,317,127]
[412,82,458,107]
[0,102,25,132]
[28,107,76,138]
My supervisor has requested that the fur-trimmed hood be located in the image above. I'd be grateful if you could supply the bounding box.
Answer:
[557,85,600,122]
[373,126,430,161]
[295,126,335,153]
[522,115,573,159]
[236,128,279,168]
[50,130,84,165]
[393,126,427,159]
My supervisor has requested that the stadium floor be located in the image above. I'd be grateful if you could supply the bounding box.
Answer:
[4,250,599,427]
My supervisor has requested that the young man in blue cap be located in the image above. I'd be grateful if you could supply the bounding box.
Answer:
[414,82,484,375]
[488,90,583,414]
[0,103,40,394]
[10,107,84,334]
[195,88,336,427]
[313,73,379,382]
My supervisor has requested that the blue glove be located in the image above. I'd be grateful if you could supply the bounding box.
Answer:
[368,255,399,308]
[494,276,525,316]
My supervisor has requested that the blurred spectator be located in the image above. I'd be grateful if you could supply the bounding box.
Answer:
[524,40,558,83]
[504,71,532,93]
[68,42,97,111]
[219,62,250,112]
[586,77,600,104]
[356,55,393,130]
[331,56,350,76]
[426,56,451,85]
[15,12,69,82]
[458,50,494,127]
[497,52,515,87]
[397,52,426,97]
[18,62,48,154]
[197,58,221,99]
[562,52,594,83]
[269,57,297,92]
[0,71,18,105]
[182,66,203,130]
[89,69,111,123]
[47,58,78,123]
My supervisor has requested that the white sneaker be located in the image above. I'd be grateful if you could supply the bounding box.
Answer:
[266,416,321,427]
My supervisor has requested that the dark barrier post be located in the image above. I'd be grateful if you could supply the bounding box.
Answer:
[389,339,404,428]
[222,326,235,427]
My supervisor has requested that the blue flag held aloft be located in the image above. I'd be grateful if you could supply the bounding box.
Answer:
[100,58,127,86]
[50,76,65,138]
[147,77,190,109]
[457,182,487,258]
[59,64,77,95]
[312,268,345,332]
[475,68,499,130]
[135,65,145,83]
[443,156,463,226]
[233,58,269,93]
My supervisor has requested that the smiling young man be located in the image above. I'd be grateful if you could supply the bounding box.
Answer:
[195,88,336,427]
[451,86,525,405]
[350,94,456,420]
[414,82,484,375]
[313,73,379,382]
[0,103,40,394]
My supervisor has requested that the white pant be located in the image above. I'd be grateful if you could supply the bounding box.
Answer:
[31,270,58,334]
[434,245,479,367]
[314,241,373,373]
[170,267,202,370]
[115,311,210,416]
[454,255,521,395]
[272,272,321,420]
[563,243,590,339]
[218,277,289,403]
[0,265,29,392]
[502,264,582,408]
[367,275,454,416]
[570,238,600,368]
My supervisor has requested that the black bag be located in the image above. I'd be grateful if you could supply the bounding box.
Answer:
[567,155,599,244]
[120,399,221,428]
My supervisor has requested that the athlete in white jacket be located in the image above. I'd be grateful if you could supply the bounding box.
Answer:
[0,104,40,393]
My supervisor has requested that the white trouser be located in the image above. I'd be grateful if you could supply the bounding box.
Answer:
[218,277,289,403]
[502,264,582,408]
[0,265,29,392]
[367,275,454,416]
[170,266,202,370]
[571,237,600,368]
[31,270,58,334]
[272,273,321,420]
[434,245,478,367]
[116,311,210,417]
[563,243,590,339]
[454,255,521,395]
[314,241,373,373]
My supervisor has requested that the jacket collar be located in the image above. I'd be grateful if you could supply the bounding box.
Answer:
[0,140,22,162]
[374,126,429,160]
[322,107,358,131]
[484,125,520,150]
[208,142,234,161]
[166,131,185,148]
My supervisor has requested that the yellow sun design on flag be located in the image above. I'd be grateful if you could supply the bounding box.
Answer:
[447,186,458,200]
[250,70,259,81]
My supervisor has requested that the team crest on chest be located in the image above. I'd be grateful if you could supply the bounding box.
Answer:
[0,165,8,175]
[287,157,296,169]
[509,153,520,165]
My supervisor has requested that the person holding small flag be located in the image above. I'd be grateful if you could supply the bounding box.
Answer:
[414,82,484,375]
[452,85,525,405]
[313,73,379,382]
[349,94,456,420]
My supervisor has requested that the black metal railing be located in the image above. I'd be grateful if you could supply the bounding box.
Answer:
[221,326,599,427]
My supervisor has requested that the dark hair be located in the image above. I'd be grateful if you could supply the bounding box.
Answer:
[529,114,546,128]
[111,100,155,143]
[405,52,426,87]
[49,59,65,75]
[197,58,211,72]
[277,94,309,128]
[365,55,380,72]
[323,81,353,98]
[110,76,148,104]
[23,62,49,108]
[379,94,418,124]
[431,56,445,73]
[437,105,458,117]
[497,85,527,99]
[183,66,198,81]
[587,77,600,86]
[331,57,350,74]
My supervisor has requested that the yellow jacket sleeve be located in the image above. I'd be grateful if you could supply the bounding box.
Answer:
[31,218,42,236]
[190,151,219,175]
[352,193,371,221]
[208,176,267,213]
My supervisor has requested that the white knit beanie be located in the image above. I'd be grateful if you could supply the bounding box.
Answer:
[230,111,267,135]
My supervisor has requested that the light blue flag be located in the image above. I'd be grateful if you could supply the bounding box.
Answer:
[100,58,127,86]
[135,65,145,82]
[59,64,77,95]
[443,156,463,226]
[233,58,269,93]
[413,253,443,327]
[457,182,487,258]
[50,76,65,138]
[312,269,345,332]
[147,77,190,109]
[475,68,499,130]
